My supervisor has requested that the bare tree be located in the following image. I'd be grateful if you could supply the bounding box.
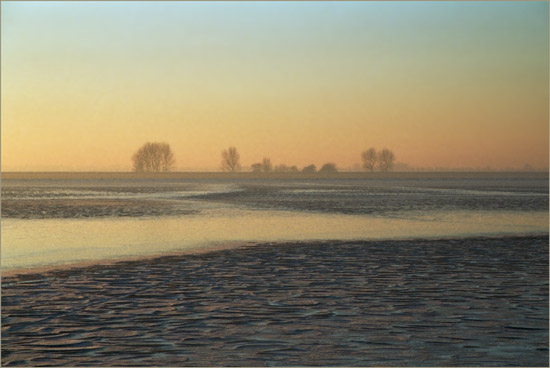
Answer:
[132,142,175,172]
[262,158,272,172]
[221,146,241,172]
[361,148,377,172]
[319,162,338,173]
[302,164,316,173]
[158,144,175,172]
[377,148,395,172]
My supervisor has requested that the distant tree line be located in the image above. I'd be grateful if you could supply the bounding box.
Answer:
[249,157,338,174]
[131,143,396,173]
[224,148,341,174]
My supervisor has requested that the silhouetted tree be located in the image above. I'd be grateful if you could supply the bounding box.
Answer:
[221,146,241,172]
[377,148,395,172]
[251,158,274,172]
[319,163,338,173]
[302,164,316,173]
[361,148,377,172]
[132,142,175,172]
[262,158,272,172]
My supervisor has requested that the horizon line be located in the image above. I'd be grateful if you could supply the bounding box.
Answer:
[1,169,548,174]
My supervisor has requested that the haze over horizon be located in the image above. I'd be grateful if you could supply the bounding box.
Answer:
[2,1,548,172]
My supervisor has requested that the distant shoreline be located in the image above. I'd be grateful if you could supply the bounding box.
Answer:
[1,171,548,180]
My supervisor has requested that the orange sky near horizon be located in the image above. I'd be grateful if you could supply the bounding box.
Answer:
[1,2,548,171]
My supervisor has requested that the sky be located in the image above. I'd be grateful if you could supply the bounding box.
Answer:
[1,1,548,171]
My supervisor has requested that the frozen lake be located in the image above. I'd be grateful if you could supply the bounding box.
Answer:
[2,172,548,272]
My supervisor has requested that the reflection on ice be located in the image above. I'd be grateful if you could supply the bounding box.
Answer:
[2,208,547,272]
